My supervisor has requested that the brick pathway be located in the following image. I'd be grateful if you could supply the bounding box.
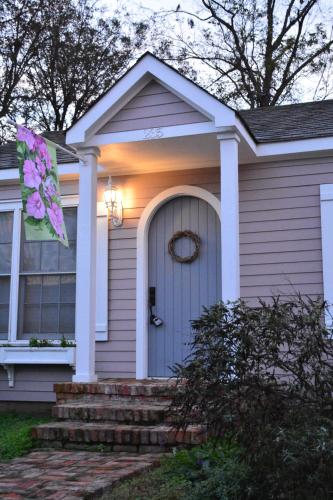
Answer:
[0,450,161,499]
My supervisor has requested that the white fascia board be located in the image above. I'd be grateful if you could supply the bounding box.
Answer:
[66,54,236,145]
[257,136,333,157]
[86,122,218,147]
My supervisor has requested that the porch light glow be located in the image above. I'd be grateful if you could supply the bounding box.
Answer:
[104,176,123,227]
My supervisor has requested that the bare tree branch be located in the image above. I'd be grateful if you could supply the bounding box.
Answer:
[159,0,333,108]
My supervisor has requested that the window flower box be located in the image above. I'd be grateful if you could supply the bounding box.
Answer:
[0,346,75,387]
[0,346,75,365]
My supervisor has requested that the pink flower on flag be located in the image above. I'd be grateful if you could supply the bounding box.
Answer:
[17,126,36,151]
[43,176,58,201]
[35,136,52,170]
[35,156,46,177]
[47,202,64,239]
[23,159,41,189]
[26,191,46,219]
[44,153,52,170]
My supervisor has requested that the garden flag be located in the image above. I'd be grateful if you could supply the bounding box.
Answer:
[16,125,68,247]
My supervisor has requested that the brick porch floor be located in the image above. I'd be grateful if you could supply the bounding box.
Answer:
[0,450,161,499]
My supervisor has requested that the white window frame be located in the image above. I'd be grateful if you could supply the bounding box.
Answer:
[0,195,108,344]
[0,200,21,343]
[320,184,333,328]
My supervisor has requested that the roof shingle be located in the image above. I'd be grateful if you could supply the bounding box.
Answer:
[239,99,333,143]
[0,131,77,170]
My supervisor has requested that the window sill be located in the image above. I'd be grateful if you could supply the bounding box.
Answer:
[0,346,75,387]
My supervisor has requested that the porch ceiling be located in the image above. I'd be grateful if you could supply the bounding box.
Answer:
[98,133,254,175]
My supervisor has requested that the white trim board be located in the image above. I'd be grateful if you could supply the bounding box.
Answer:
[87,122,218,146]
[136,185,220,380]
[257,136,333,157]
[95,201,109,341]
[320,184,333,327]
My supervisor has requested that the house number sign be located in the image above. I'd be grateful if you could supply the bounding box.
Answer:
[144,127,164,139]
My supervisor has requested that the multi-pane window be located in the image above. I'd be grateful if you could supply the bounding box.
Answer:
[0,202,77,342]
[0,211,13,339]
[17,207,77,340]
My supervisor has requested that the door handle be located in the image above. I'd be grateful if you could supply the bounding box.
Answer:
[148,286,163,327]
[149,287,156,307]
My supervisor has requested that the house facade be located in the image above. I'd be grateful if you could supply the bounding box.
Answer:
[1,52,333,402]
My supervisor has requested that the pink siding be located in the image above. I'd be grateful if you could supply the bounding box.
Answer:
[0,180,79,201]
[0,366,73,402]
[239,156,333,304]
[101,157,333,378]
[0,184,21,200]
[2,154,333,395]
[98,80,209,134]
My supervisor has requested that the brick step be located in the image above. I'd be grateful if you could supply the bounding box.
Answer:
[53,400,171,424]
[55,379,177,404]
[56,394,174,406]
[32,421,206,453]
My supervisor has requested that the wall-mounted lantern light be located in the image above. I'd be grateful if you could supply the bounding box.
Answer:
[104,176,123,227]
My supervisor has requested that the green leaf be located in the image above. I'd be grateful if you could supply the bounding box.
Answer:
[44,217,58,238]
[24,216,44,228]
[49,169,58,183]
[16,142,26,155]
[51,195,61,205]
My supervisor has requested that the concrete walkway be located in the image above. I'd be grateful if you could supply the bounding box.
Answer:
[0,450,160,499]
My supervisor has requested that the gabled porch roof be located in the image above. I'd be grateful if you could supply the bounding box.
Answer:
[65,52,333,170]
[2,52,333,176]
[66,52,256,164]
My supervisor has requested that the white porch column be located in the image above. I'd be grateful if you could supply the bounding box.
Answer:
[218,132,240,302]
[73,147,100,382]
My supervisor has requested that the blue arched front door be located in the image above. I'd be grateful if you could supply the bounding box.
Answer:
[148,195,221,377]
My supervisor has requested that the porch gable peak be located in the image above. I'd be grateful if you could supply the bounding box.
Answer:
[66,52,236,147]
